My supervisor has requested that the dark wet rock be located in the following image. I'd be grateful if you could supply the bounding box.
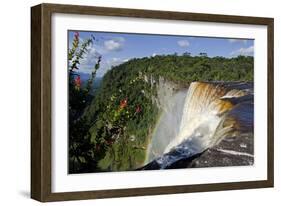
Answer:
[190,135,254,168]
[139,134,253,170]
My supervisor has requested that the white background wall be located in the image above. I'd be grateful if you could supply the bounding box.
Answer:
[0,0,279,205]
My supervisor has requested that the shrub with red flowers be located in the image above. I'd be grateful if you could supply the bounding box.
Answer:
[68,31,102,117]
[68,32,102,173]
[119,98,127,109]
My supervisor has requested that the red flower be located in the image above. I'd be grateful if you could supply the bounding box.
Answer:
[120,98,128,109]
[74,76,81,88]
[135,105,141,113]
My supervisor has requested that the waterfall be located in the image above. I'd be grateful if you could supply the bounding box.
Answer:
[145,81,251,168]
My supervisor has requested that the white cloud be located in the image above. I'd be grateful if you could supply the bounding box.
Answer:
[110,58,124,66]
[230,46,254,56]
[82,46,100,64]
[104,37,125,51]
[177,40,190,48]
[152,53,157,57]
[78,44,102,73]
[228,39,248,44]
[96,57,128,77]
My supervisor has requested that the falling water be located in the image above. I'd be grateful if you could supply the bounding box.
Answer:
[145,81,252,169]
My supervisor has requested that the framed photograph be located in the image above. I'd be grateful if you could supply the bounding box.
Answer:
[31,3,274,202]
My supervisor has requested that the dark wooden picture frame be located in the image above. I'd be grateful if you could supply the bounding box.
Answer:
[31,3,274,202]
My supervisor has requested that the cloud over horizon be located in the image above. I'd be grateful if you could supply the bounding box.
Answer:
[230,45,254,56]
[177,40,190,48]
[104,37,125,51]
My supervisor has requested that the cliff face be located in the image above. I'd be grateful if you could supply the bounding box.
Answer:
[144,75,182,110]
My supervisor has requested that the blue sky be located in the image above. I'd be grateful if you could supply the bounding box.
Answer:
[68,31,254,77]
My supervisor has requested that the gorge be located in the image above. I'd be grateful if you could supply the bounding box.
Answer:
[69,55,254,173]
